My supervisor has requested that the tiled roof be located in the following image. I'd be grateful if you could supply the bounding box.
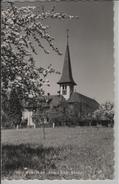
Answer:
[68,92,99,107]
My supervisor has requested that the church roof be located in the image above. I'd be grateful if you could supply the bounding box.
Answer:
[68,92,99,107]
[47,95,65,107]
[57,41,76,85]
[47,93,99,110]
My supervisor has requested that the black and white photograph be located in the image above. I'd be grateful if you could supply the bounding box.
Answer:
[1,0,118,182]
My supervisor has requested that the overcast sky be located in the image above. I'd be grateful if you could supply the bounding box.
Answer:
[3,0,114,104]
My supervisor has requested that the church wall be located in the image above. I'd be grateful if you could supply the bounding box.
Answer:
[67,100,98,120]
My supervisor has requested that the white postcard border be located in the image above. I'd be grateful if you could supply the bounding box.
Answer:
[1,1,119,184]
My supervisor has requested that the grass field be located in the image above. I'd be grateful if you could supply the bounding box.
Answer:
[2,127,114,179]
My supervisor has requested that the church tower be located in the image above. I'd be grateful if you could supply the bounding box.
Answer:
[57,30,76,100]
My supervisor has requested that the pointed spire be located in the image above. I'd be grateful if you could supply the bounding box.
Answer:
[66,28,69,44]
[57,29,76,85]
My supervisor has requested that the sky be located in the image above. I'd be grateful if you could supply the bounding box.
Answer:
[3,0,114,104]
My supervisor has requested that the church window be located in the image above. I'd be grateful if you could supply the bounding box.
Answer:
[62,85,66,89]
[62,85,67,95]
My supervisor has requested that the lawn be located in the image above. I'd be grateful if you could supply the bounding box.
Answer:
[2,127,114,179]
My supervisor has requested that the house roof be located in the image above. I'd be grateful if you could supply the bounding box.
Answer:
[57,42,76,85]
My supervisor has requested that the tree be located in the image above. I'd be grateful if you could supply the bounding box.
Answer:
[8,89,22,128]
[1,2,78,127]
[93,102,114,127]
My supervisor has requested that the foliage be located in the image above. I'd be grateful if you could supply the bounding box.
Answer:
[1,2,77,127]
[8,89,22,127]
[1,110,9,128]
[1,2,77,98]
[93,102,114,121]
[2,89,22,128]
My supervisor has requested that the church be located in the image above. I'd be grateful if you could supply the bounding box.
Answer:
[44,31,99,126]
[22,31,99,127]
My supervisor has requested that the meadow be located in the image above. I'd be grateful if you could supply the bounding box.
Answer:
[2,127,114,179]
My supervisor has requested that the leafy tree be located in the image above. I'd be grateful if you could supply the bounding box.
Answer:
[8,89,22,128]
[1,2,77,127]
[93,102,114,126]
[1,2,77,98]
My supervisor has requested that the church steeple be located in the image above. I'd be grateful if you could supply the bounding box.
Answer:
[57,30,76,100]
